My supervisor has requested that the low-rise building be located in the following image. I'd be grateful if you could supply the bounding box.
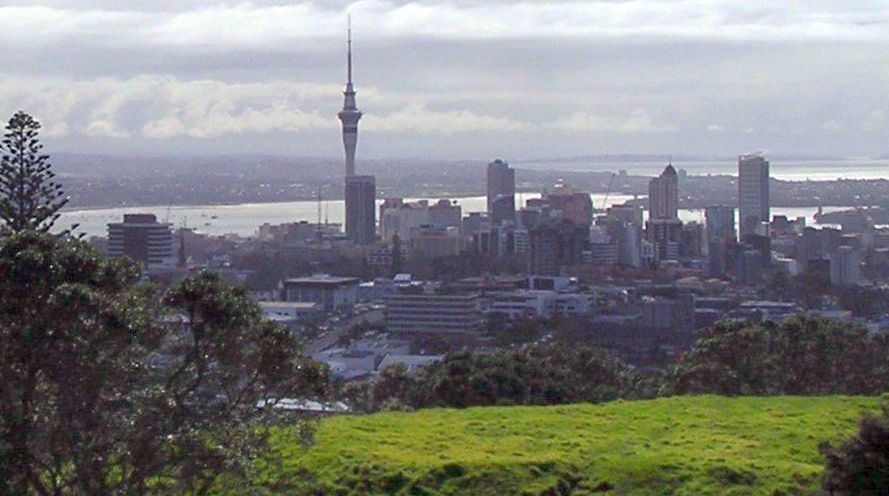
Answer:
[280,274,359,313]
[386,291,483,333]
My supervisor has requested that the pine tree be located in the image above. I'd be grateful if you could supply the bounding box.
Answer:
[0,111,68,233]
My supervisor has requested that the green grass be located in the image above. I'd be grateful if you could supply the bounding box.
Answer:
[257,396,880,495]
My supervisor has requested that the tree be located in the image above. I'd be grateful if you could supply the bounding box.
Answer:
[0,111,68,233]
[669,316,889,396]
[820,403,889,495]
[0,232,328,495]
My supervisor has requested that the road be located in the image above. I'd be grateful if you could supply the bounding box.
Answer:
[303,309,384,355]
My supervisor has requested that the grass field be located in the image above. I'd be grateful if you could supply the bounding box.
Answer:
[257,395,880,495]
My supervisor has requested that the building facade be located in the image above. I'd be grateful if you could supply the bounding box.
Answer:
[738,154,770,237]
[386,292,483,333]
[648,164,679,220]
[486,159,515,222]
[106,213,174,268]
[345,175,376,245]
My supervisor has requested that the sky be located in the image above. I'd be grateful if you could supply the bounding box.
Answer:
[2,1,889,160]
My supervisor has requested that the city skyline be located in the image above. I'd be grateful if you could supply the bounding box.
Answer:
[2,2,889,160]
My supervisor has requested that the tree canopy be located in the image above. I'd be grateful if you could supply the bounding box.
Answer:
[0,232,328,495]
[0,111,68,233]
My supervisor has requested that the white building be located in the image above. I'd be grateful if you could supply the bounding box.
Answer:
[488,290,556,318]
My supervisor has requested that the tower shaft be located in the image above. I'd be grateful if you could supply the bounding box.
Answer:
[338,17,362,177]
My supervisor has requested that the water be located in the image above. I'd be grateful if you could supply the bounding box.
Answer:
[516,159,889,181]
[59,194,846,238]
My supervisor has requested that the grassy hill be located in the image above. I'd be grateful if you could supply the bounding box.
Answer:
[256,396,880,495]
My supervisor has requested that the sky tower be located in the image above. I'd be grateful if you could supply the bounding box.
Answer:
[338,17,362,177]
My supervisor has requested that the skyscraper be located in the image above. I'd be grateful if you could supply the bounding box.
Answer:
[705,205,736,243]
[648,164,679,220]
[738,153,770,237]
[345,175,376,244]
[486,159,515,223]
[338,19,362,178]
[107,214,174,269]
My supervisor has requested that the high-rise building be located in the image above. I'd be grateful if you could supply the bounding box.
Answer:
[738,153,770,237]
[528,219,588,276]
[486,159,515,223]
[648,165,679,220]
[345,175,376,245]
[526,181,593,229]
[380,199,461,242]
[338,21,362,178]
[705,205,736,276]
[107,214,174,269]
[645,218,682,263]
[830,245,861,286]
[705,205,736,244]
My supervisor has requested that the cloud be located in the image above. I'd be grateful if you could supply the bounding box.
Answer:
[820,120,844,131]
[706,124,726,134]
[2,1,889,49]
[550,109,677,133]
[862,110,885,131]
[364,103,531,134]
[0,75,531,139]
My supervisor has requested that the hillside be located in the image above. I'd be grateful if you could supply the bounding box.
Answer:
[257,396,881,495]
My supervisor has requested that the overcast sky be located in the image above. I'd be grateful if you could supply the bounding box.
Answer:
[2,1,889,159]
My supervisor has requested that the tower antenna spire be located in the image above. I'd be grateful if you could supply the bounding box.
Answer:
[347,14,353,86]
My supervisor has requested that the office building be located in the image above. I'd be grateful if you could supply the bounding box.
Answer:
[528,219,589,276]
[738,153,770,237]
[646,218,682,263]
[106,214,175,268]
[409,225,463,258]
[830,245,861,286]
[705,205,736,244]
[345,175,376,245]
[386,292,483,333]
[486,159,515,222]
[648,164,679,220]
[280,274,359,313]
[380,199,461,242]
[527,181,594,229]
[606,204,644,225]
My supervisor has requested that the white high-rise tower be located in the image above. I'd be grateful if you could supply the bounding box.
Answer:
[338,18,362,177]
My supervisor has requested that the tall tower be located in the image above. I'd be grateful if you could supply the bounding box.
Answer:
[738,153,770,237]
[648,164,679,220]
[338,18,362,178]
[486,159,515,224]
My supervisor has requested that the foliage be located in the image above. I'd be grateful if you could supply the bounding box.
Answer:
[260,395,880,495]
[669,316,889,396]
[344,343,634,412]
[820,399,889,495]
[0,232,328,495]
[0,111,68,233]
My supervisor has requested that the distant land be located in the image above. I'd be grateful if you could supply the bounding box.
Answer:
[50,153,889,209]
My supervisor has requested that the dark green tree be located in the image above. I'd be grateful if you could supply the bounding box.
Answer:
[820,402,889,495]
[0,232,328,495]
[0,111,68,233]
[669,316,889,396]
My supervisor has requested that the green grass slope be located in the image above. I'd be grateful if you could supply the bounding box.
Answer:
[258,396,880,495]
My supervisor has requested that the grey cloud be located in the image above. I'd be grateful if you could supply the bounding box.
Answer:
[1,1,888,158]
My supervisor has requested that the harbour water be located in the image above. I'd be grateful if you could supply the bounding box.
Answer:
[59,194,846,238]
